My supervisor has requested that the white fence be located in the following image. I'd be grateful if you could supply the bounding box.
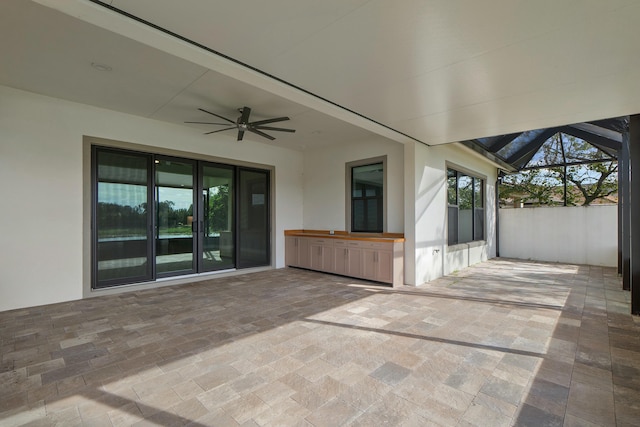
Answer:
[498,205,617,267]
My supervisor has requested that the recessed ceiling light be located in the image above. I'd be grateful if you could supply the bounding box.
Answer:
[91,62,112,72]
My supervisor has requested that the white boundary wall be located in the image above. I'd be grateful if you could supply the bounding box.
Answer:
[499,205,617,267]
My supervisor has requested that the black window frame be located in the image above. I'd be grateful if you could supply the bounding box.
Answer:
[447,167,485,245]
[349,160,385,233]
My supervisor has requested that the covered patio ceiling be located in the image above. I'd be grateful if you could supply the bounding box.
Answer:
[2,1,640,150]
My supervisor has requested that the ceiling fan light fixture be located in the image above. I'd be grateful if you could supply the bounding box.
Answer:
[91,62,112,72]
[186,106,295,142]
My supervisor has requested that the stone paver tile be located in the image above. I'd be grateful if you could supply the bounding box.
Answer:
[562,413,602,427]
[294,358,336,383]
[253,380,296,405]
[570,362,613,392]
[166,397,209,423]
[196,383,240,411]
[304,398,361,427]
[193,365,242,391]
[254,397,312,426]
[461,399,512,427]
[512,403,564,427]
[479,375,526,407]
[335,375,390,412]
[535,359,574,388]
[172,379,205,401]
[369,361,411,386]
[136,388,182,417]
[108,402,145,427]
[566,380,615,426]
[472,392,517,419]
[222,393,270,424]
[81,412,113,426]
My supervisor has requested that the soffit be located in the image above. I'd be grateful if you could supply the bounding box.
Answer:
[104,0,640,144]
[4,0,640,150]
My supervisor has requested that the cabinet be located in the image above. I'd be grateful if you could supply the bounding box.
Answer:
[309,238,334,272]
[361,242,393,283]
[285,236,310,269]
[334,241,362,277]
[285,232,404,287]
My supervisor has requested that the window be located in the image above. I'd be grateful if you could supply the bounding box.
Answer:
[350,161,384,232]
[92,146,270,289]
[447,168,484,245]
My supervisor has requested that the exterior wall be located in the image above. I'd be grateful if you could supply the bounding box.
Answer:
[0,84,502,311]
[0,85,304,311]
[499,205,617,266]
[302,138,404,233]
[407,142,498,285]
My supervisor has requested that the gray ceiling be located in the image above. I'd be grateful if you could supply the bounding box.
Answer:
[3,0,640,150]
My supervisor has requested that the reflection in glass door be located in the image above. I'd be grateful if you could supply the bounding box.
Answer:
[94,149,152,288]
[237,168,270,268]
[200,164,234,271]
[155,158,195,276]
[92,146,272,289]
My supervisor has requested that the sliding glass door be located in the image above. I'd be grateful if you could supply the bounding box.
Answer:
[94,149,152,287]
[200,164,234,272]
[155,157,196,276]
[237,168,270,268]
[92,147,271,289]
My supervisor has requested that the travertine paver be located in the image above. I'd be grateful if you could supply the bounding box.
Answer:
[1,258,639,426]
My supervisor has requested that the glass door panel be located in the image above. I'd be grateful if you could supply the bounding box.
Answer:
[201,164,235,271]
[155,158,195,276]
[94,149,152,288]
[237,168,270,268]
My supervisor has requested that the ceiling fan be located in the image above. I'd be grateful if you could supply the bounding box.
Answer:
[185,106,295,141]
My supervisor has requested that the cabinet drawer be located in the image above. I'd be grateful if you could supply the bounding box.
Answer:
[311,238,333,245]
[358,241,392,250]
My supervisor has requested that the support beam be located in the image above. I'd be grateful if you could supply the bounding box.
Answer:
[629,115,640,314]
[619,122,630,290]
[496,173,501,257]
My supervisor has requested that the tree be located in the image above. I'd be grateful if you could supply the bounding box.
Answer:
[499,168,562,206]
[499,133,618,206]
[208,185,230,232]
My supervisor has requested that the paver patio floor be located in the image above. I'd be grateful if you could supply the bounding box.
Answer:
[1,258,639,426]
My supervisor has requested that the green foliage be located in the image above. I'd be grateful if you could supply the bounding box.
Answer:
[499,169,562,206]
[499,133,618,206]
[208,185,231,232]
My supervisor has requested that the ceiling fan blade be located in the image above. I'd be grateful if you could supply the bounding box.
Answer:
[203,127,236,135]
[185,121,231,126]
[253,125,296,133]
[249,116,290,126]
[248,128,276,141]
[239,106,252,124]
[198,108,235,124]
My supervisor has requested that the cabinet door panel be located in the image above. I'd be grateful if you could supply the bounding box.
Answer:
[309,242,323,270]
[362,249,377,280]
[298,238,310,268]
[322,245,335,272]
[347,248,363,277]
[285,236,298,266]
[334,247,347,275]
[376,250,393,283]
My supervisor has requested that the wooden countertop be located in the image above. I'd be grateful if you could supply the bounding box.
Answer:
[285,229,404,243]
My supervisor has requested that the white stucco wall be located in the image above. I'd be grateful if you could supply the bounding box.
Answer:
[407,142,498,285]
[0,85,304,311]
[302,138,404,233]
[499,205,617,266]
[0,84,503,311]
